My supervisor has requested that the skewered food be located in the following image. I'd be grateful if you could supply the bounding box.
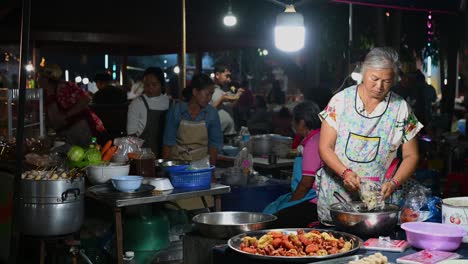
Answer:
[21,169,83,180]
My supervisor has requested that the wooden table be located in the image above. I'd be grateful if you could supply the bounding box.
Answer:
[86,183,231,264]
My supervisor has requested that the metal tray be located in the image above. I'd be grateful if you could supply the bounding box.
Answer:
[227,228,362,263]
[87,183,155,198]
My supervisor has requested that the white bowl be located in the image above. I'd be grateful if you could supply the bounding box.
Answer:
[143,177,174,191]
[86,163,130,185]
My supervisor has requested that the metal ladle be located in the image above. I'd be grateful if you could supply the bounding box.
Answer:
[333,192,359,212]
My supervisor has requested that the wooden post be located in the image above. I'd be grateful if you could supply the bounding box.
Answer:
[9,0,31,262]
[179,0,187,98]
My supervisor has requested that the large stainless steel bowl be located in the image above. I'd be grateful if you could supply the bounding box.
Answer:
[192,211,277,239]
[329,202,399,238]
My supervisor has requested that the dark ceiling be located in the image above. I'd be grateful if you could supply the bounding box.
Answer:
[0,0,465,55]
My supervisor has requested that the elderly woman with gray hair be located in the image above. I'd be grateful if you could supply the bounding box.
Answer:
[317,47,423,223]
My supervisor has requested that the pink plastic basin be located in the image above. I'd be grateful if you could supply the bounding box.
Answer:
[401,222,466,251]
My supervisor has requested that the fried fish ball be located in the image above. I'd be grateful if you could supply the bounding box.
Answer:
[316,249,328,256]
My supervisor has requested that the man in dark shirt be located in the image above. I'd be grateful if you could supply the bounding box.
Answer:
[92,73,127,104]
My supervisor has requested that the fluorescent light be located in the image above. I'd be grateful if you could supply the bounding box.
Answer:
[427,56,432,77]
[274,5,305,52]
[104,54,108,69]
[65,70,69,82]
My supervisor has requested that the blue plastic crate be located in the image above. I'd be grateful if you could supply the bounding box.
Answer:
[169,166,214,190]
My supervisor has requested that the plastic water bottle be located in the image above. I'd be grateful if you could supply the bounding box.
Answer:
[239,126,251,153]
[123,251,136,264]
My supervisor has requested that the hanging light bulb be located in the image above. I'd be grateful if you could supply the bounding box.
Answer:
[223,1,237,27]
[274,5,305,52]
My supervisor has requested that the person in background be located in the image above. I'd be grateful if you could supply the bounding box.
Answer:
[272,107,294,137]
[247,96,272,134]
[211,64,242,136]
[233,80,254,131]
[92,72,127,105]
[268,80,286,105]
[264,101,322,227]
[162,74,222,166]
[37,64,105,147]
[317,47,423,223]
[127,67,170,156]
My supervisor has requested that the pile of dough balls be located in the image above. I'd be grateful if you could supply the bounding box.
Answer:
[349,252,388,264]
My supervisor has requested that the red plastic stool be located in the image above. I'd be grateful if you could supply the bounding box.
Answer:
[444,172,468,197]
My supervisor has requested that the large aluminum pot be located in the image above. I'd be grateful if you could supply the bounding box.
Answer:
[442,196,468,243]
[19,177,84,236]
[271,135,293,158]
[251,134,272,156]
[192,211,277,239]
[329,202,399,238]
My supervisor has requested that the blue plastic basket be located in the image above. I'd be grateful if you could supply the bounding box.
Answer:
[169,166,215,190]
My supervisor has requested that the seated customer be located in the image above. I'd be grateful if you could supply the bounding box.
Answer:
[264,101,322,227]
[92,73,127,105]
[127,67,170,156]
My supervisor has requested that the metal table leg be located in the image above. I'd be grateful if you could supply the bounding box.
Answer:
[200,196,211,212]
[214,195,221,212]
[114,208,124,264]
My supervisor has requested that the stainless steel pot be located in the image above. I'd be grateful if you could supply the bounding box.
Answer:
[271,135,293,158]
[192,211,277,239]
[251,134,272,156]
[329,202,399,238]
[18,177,84,236]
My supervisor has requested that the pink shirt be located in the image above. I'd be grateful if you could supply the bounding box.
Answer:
[300,129,322,204]
[301,129,322,176]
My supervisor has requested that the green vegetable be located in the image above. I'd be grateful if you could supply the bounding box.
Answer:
[85,147,102,163]
[67,146,85,162]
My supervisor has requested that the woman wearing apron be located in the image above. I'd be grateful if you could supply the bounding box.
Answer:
[317,47,423,223]
[127,67,170,156]
[264,101,322,227]
[162,74,223,168]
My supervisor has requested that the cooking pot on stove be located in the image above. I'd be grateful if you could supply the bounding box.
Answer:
[18,177,84,236]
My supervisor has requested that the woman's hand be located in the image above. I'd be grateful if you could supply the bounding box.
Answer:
[343,171,360,192]
[381,181,397,200]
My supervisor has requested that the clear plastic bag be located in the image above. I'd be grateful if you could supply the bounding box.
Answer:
[234,147,253,176]
[112,137,144,163]
[190,155,211,170]
[360,179,384,211]
[400,184,431,223]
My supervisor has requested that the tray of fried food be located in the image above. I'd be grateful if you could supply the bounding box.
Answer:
[228,228,362,262]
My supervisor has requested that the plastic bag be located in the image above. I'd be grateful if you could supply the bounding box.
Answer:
[234,147,253,176]
[112,137,144,163]
[400,184,431,223]
[360,179,384,211]
[190,155,211,170]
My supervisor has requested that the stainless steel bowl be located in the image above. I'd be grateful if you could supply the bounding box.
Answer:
[329,202,400,238]
[192,211,277,239]
[154,159,190,177]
